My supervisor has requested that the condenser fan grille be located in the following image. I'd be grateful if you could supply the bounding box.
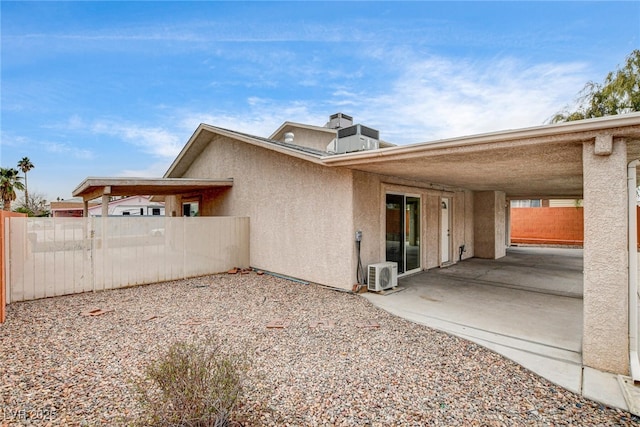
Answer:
[379,266,391,287]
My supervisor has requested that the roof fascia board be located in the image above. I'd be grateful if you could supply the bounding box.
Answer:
[322,113,640,166]
[164,124,208,178]
[73,177,233,198]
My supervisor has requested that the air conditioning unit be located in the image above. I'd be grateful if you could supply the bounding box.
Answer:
[368,262,398,292]
[326,124,380,154]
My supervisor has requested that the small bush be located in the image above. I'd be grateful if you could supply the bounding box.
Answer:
[135,335,244,427]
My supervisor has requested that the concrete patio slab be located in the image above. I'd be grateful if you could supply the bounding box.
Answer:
[362,247,637,413]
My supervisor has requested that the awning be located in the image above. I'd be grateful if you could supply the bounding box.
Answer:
[72,177,233,201]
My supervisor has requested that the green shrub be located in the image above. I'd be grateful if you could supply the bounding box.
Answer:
[135,335,244,427]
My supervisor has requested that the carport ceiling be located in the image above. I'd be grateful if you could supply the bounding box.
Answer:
[347,142,585,198]
[323,114,640,199]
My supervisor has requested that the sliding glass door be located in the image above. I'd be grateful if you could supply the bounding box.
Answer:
[386,194,420,274]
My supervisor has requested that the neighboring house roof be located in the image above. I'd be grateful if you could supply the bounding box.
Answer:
[165,112,640,199]
[86,195,164,216]
[50,201,98,210]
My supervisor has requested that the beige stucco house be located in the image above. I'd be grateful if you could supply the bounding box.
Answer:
[75,112,640,381]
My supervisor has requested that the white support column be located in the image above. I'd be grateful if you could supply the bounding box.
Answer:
[101,195,109,218]
[164,195,182,217]
[627,160,640,381]
[582,136,629,374]
[101,186,111,218]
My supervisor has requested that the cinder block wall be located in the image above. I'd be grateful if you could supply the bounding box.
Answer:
[510,207,583,245]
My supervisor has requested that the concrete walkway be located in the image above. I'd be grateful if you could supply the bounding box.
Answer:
[362,247,636,413]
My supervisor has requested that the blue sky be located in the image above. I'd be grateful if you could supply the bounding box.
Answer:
[1,1,639,202]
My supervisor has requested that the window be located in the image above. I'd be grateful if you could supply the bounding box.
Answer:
[510,199,542,208]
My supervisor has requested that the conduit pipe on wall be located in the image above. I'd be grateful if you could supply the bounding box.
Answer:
[627,159,640,382]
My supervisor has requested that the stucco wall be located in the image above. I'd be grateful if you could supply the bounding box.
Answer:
[473,191,507,259]
[272,126,336,152]
[352,171,383,279]
[184,135,356,289]
[452,190,474,262]
[582,138,629,374]
[352,171,474,273]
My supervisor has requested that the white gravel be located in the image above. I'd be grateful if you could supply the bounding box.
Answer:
[1,272,638,426]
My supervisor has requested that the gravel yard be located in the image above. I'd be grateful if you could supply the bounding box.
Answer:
[1,272,638,426]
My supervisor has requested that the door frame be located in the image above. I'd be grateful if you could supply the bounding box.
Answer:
[384,191,422,276]
[440,195,453,266]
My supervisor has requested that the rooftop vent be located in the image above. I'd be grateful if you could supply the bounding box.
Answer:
[325,112,353,129]
[326,124,380,154]
[284,132,294,143]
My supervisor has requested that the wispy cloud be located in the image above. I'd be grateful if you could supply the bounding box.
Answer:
[1,130,94,161]
[175,102,325,139]
[118,161,171,178]
[44,141,94,160]
[0,132,30,149]
[90,121,183,158]
[174,55,590,145]
[326,55,589,143]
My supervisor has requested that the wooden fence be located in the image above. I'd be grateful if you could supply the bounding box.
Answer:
[3,216,249,309]
[511,207,584,245]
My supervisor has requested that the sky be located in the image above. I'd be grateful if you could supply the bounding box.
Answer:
[1,1,639,202]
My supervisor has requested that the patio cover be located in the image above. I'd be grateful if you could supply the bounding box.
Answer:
[322,113,640,199]
[72,177,233,217]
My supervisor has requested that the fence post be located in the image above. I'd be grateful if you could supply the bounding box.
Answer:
[0,212,27,323]
[1,213,5,323]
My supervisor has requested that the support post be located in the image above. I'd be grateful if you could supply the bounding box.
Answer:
[582,136,629,374]
[473,191,507,259]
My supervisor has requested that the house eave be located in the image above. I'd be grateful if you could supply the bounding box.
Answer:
[321,112,640,166]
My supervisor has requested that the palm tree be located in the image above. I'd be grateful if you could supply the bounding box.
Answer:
[17,157,34,206]
[0,168,25,211]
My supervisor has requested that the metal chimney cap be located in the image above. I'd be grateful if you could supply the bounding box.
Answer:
[284,132,295,143]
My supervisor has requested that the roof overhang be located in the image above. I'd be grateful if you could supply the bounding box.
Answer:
[77,114,640,203]
[321,113,640,199]
[72,177,233,201]
[165,124,324,178]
